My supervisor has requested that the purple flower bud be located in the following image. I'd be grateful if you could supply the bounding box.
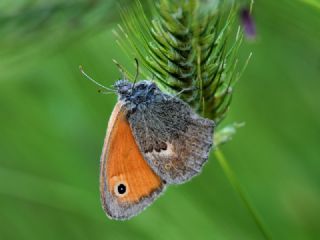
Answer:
[240,7,256,40]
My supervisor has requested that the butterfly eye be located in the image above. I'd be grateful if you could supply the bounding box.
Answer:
[114,181,129,197]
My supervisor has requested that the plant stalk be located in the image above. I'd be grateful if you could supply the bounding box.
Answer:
[214,148,272,240]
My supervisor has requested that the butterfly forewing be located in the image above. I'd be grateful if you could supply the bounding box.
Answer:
[100,102,165,220]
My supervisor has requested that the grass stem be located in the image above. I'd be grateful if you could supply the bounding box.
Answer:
[214,148,272,240]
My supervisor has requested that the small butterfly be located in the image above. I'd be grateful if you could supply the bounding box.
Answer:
[80,63,215,220]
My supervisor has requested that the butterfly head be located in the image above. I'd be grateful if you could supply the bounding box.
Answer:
[114,80,159,105]
[114,80,133,96]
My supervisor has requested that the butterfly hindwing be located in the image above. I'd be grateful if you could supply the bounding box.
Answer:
[100,102,165,220]
[128,97,215,184]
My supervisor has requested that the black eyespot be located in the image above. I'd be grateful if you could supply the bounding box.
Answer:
[160,142,167,151]
[117,184,126,195]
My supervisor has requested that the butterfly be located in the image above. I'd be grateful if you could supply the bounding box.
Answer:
[80,65,215,220]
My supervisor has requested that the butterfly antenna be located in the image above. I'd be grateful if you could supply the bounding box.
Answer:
[98,89,115,95]
[170,86,198,100]
[132,58,139,89]
[79,65,115,92]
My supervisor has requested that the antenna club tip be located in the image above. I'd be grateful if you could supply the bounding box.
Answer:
[79,65,84,71]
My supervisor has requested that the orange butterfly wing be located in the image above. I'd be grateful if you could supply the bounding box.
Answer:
[100,102,165,220]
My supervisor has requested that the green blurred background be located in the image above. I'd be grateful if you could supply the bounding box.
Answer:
[0,0,319,239]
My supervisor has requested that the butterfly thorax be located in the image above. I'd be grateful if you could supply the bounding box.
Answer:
[114,80,164,111]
